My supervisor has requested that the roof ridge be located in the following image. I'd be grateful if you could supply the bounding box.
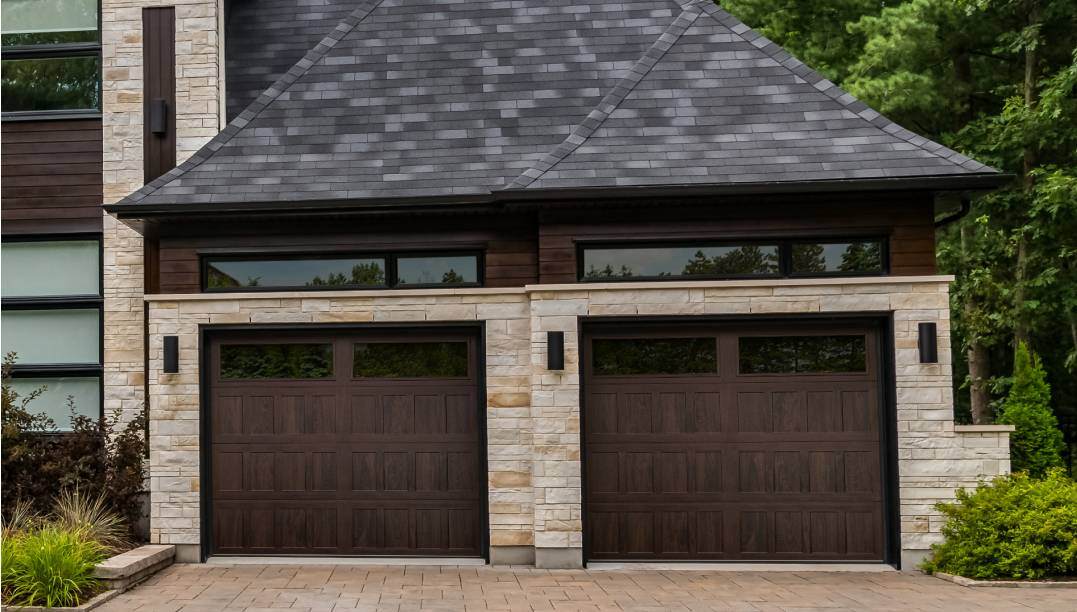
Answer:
[117,0,386,206]
[696,2,992,174]
[505,2,706,190]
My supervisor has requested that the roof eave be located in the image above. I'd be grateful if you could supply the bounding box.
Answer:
[105,173,1013,220]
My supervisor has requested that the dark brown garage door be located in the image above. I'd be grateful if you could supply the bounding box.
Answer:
[584,321,885,561]
[207,328,483,556]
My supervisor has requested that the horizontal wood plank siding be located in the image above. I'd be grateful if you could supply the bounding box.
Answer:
[157,217,538,293]
[539,197,937,283]
[2,119,103,234]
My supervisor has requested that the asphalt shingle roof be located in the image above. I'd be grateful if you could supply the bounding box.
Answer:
[118,0,997,209]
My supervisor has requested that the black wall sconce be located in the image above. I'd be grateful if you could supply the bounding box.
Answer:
[163,336,179,373]
[918,322,938,364]
[547,331,565,370]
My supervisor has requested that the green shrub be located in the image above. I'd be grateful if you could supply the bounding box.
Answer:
[53,489,130,553]
[997,342,1065,477]
[1,526,107,607]
[922,470,1077,580]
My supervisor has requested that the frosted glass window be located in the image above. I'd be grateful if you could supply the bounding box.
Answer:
[1,240,100,297]
[2,0,98,41]
[6,377,99,430]
[1,309,99,365]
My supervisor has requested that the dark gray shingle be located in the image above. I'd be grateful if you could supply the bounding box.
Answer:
[119,0,996,208]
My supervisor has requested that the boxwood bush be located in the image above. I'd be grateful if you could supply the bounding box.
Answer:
[922,470,1077,580]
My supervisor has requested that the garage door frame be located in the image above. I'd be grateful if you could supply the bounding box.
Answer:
[197,322,490,562]
[579,313,900,567]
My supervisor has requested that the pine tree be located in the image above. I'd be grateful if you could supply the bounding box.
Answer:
[997,342,1064,477]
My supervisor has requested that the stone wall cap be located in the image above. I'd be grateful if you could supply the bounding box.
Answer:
[146,287,528,301]
[93,545,175,579]
[954,424,1016,433]
[145,275,955,302]
[526,275,955,292]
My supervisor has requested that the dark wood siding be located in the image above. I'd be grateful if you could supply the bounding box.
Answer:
[143,7,177,183]
[1,119,103,234]
[156,216,538,293]
[540,197,937,283]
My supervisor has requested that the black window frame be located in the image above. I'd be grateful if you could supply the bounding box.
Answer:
[577,236,889,282]
[1,0,103,121]
[1,233,105,426]
[200,250,484,293]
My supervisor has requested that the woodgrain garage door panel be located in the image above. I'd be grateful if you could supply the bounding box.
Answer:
[584,323,884,561]
[208,330,482,557]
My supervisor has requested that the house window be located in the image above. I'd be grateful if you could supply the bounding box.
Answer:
[1,0,101,116]
[579,238,886,282]
[790,240,884,276]
[582,244,780,281]
[0,237,103,428]
[202,252,482,292]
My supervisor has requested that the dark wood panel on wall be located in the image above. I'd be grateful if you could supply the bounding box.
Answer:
[539,195,938,283]
[156,216,539,293]
[1,119,103,234]
[143,7,177,182]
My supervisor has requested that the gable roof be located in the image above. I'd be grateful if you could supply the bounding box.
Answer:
[114,0,1000,212]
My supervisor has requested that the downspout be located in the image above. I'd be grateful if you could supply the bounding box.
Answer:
[934,196,972,228]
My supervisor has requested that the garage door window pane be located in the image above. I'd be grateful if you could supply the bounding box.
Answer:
[592,338,717,375]
[6,377,99,430]
[2,240,100,297]
[220,344,333,379]
[582,244,780,280]
[739,336,866,374]
[395,256,478,286]
[790,241,883,275]
[353,342,468,378]
[1,309,100,365]
[206,257,386,290]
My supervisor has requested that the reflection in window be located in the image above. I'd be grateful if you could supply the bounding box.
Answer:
[739,335,867,374]
[2,0,101,113]
[354,342,468,378]
[220,344,333,379]
[592,338,717,375]
[582,245,780,281]
[206,258,386,290]
[396,255,478,286]
[791,241,883,275]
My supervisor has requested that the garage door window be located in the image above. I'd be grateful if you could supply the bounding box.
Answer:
[739,335,866,374]
[219,344,333,379]
[353,342,468,378]
[592,338,717,375]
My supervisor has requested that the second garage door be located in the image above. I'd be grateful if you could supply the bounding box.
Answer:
[207,328,483,557]
[584,321,886,561]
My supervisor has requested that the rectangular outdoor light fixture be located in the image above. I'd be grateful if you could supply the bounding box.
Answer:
[918,322,938,363]
[547,331,565,370]
[163,336,179,373]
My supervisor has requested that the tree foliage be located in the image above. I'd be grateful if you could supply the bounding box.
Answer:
[722,0,1077,429]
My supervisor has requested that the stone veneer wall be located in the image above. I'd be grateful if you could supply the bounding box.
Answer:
[102,0,222,426]
[145,277,1010,567]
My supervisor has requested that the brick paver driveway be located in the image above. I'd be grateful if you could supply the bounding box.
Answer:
[100,564,1077,612]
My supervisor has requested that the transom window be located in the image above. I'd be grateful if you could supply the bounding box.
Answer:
[1,237,103,428]
[592,338,718,376]
[739,335,867,374]
[203,252,481,292]
[1,0,101,116]
[580,238,886,282]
